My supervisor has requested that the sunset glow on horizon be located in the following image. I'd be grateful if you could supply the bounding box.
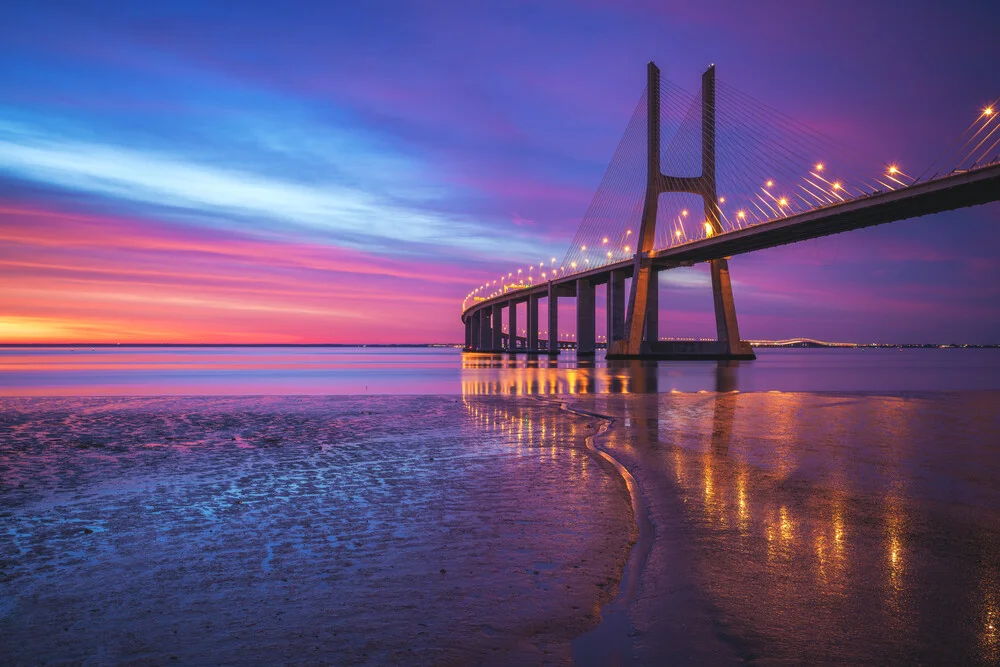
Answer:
[2,1,998,344]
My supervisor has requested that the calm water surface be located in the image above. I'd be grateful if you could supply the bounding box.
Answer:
[1,346,998,394]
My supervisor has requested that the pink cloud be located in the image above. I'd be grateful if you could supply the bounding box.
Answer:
[0,203,490,343]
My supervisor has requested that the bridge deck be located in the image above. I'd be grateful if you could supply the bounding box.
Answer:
[463,163,1000,321]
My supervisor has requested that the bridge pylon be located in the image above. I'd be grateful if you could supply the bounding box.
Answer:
[607,61,755,361]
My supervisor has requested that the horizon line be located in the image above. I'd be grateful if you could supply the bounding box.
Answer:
[0,341,998,348]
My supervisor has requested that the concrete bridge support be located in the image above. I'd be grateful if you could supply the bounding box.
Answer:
[527,294,540,352]
[491,303,503,351]
[478,308,491,351]
[607,270,626,345]
[508,300,518,350]
[577,278,596,356]
[547,284,559,355]
[644,269,659,343]
[711,259,743,347]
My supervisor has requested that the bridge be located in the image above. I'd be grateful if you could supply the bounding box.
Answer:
[462,62,1000,359]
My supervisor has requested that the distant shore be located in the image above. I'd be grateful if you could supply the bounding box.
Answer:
[1,342,997,349]
[0,343,466,348]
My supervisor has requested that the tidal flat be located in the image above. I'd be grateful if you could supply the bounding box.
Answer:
[571,390,1000,665]
[3,389,999,665]
[0,396,633,665]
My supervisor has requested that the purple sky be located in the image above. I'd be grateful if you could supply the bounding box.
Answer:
[1,0,998,343]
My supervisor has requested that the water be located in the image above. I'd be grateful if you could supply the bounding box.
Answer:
[2,346,999,664]
[1,346,998,395]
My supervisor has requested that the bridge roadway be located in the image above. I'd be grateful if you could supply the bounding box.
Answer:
[462,162,1000,355]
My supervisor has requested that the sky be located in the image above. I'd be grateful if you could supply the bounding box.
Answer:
[1,0,999,344]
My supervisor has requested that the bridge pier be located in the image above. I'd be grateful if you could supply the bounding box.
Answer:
[644,269,658,343]
[491,303,503,351]
[508,300,518,350]
[477,308,491,351]
[577,278,596,356]
[608,61,754,361]
[710,258,753,357]
[547,283,559,356]
[607,269,626,345]
[527,294,540,352]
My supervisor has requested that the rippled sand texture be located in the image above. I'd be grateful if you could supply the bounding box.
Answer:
[0,396,634,665]
[574,391,1000,664]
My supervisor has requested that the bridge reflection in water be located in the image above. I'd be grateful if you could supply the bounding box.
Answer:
[461,353,738,396]
[460,359,1000,663]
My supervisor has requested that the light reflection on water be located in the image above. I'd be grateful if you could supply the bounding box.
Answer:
[575,390,1000,663]
[1,346,999,395]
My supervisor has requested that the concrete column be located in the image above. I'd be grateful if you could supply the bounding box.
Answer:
[479,309,492,350]
[508,301,518,350]
[464,317,471,349]
[547,283,559,355]
[644,269,659,343]
[711,258,742,346]
[577,278,595,356]
[491,303,503,351]
[608,270,626,343]
[527,294,540,351]
[469,314,479,350]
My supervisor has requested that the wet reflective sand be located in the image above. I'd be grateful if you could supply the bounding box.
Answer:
[0,396,633,664]
[3,348,999,663]
[571,390,1000,664]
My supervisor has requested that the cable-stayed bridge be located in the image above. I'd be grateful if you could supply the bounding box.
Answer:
[462,62,1000,359]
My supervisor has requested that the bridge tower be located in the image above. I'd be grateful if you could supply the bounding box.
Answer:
[607,62,755,360]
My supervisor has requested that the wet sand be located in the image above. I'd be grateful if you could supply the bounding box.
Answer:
[5,390,999,664]
[0,396,634,665]
[573,390,1000,664]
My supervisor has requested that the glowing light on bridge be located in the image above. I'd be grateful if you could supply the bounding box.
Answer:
[461,71,1000,315]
